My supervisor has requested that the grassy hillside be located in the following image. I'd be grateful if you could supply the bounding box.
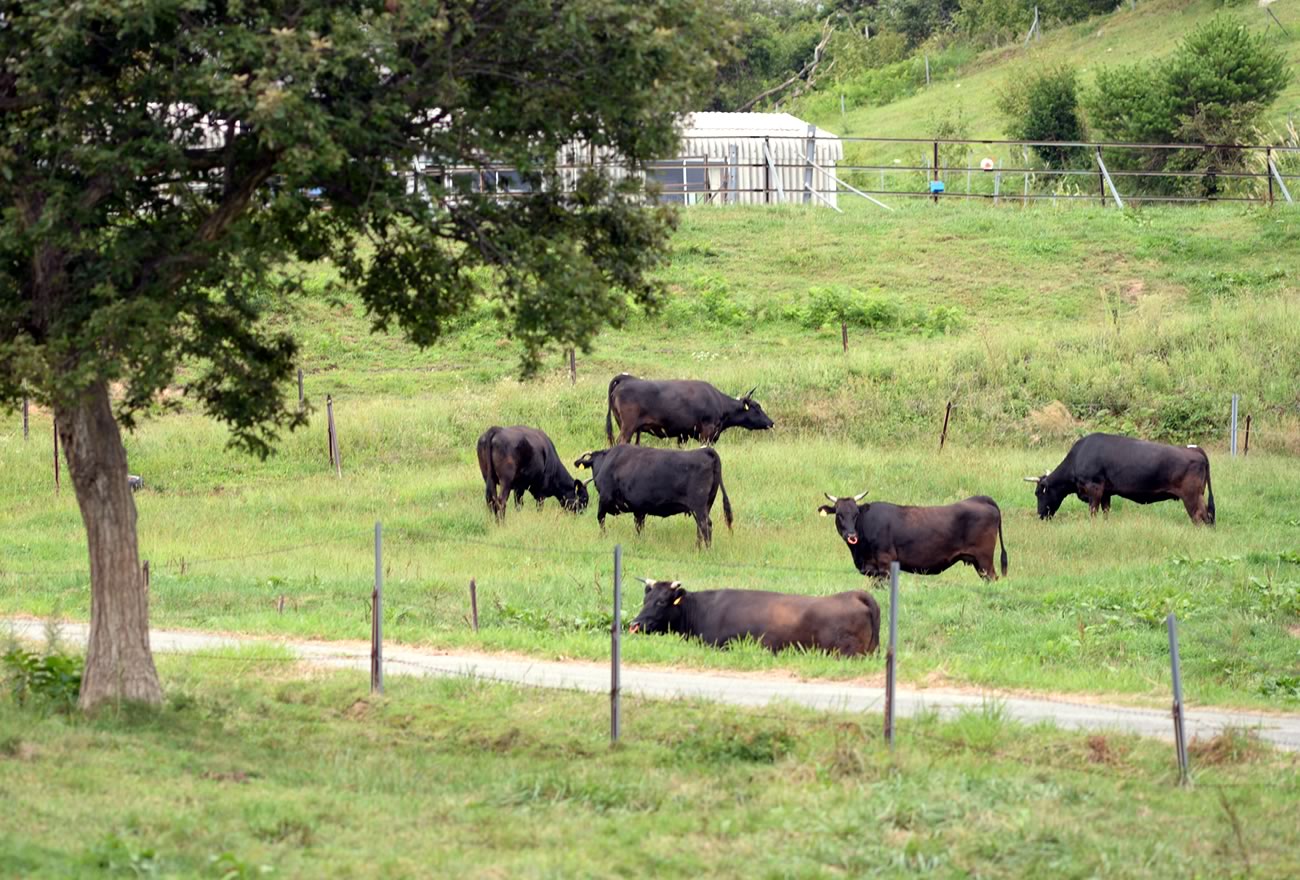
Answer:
[3,655,1298,878]
[792,0,1300,181]
[3,203,1298,709]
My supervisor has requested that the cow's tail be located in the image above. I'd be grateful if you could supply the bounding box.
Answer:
[1196,445,1216,525]
[712,450,734,533]
[476,427,499,511]
[606,373,631,446]
[998,511,1008,577]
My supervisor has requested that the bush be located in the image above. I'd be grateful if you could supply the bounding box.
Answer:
[998,65,1087,167]
[3,646,83,709]
[1087,17,1291,193]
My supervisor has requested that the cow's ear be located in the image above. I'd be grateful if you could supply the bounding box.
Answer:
[817,505,834,516]
[670,582,685,604]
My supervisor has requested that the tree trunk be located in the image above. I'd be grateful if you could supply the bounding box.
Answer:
[57,380,162,710]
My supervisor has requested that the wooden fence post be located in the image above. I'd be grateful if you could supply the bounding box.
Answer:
[841,321,848,353]
[939,401,953,451]
[22,397,28,441]
[1243,415,1251,457]
[372,521,383,695]
[297,368,304,411]
[470,578,479,631]
[327,395,341,477]
[885,561,899,751]
[567,348,577,386]
[1230,394,1239,457]
[611,544,623,745]
[53,418,60,494]
[1167,613,1190,786]
[143,560,150,592]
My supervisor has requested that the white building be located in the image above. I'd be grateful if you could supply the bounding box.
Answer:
[646,111,843,208]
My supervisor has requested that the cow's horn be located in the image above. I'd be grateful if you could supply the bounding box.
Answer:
[1023,476,1041,483]
[824,492,839,503]
[745,386,757,399]
[583,477,595,487]
[853,489,869,502]
[638,577,655,586]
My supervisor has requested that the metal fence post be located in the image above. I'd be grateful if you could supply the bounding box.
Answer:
[1266,148,1275,206]
[327,394,341,477]
[1230,394,1239,457]
[804,124,816,205]
[885,561,899,751]
[1167,613,1190,786]
[22,397,28,441]
[611,544,622,745]
[939,401,953,451]
[372,521,383,695]
[53,418,60,493]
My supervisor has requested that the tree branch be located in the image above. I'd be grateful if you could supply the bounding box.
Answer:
[737,18,834,112]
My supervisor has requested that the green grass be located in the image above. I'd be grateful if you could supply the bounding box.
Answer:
[2,203,1299,711]
[3,656,1298,878]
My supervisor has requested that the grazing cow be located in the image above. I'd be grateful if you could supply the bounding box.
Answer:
[574,445,732,547]
[628,579,880,656]
[476,426,588,522]
[605,373,774,446]
[818,491,1008,581]
[1025,433,1215,525]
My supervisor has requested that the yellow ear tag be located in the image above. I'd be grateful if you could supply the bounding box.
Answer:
[819,509,829,516]
[673,596,683,605]
[743,403,749,410]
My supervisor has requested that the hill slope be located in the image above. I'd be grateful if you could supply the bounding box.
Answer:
[792,0,1300,170]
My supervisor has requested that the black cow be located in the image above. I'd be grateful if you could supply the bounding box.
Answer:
[605,374,774,446]
[1025,433,1215,524]
[476,426,589,522]
[818,491,1008,581]
[574,445,733,547]
[629,579,880,656]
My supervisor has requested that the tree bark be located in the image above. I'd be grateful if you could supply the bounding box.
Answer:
[57,380,162,710]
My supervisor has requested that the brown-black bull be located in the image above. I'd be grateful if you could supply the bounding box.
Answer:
[818,491,1008,581]
[605,373,774,446]
[574,444,732,547]
[1025,433,1215,525]
[628,579,880,656]
[476,426,588,522]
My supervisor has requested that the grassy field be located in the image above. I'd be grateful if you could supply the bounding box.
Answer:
[791,0,1300,192]
[3,652,1298,879]
[2,202,1299,711]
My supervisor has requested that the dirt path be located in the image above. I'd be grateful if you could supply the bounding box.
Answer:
[11,619,1300,751]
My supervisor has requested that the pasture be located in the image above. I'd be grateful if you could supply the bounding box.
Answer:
[2,655,1298,879]
[2,201,1299,711]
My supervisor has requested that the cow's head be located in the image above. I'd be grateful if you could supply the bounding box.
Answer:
[731,388,775,432]
[560,478,592,514]
[1024,472,1065,519]
[628,579,686,635]
[573,450,608,473]
[817,490,869,545]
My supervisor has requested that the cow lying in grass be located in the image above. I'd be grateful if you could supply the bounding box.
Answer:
[628,579,880,656]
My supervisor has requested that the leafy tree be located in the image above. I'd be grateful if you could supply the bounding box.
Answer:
[0,0,726,710]
[998,65,1087,166]
[1087,17,1291,192]
[879,0,962,47]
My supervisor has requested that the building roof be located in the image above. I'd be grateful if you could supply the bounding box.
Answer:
[677,112,842,162]
[681,112,839,142]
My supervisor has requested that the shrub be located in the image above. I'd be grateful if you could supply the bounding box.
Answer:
[998,65,1087,167]
[3,646,83,709]
[1087,17,1291,193]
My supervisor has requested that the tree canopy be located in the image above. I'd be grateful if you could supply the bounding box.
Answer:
[1,0,729,709]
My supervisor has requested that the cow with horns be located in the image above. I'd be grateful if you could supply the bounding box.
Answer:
[605,373,774,446]
[818,490,1008,581]
[1025,433,1215,524]
[476,426,590,522]
[628,578,881,656]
